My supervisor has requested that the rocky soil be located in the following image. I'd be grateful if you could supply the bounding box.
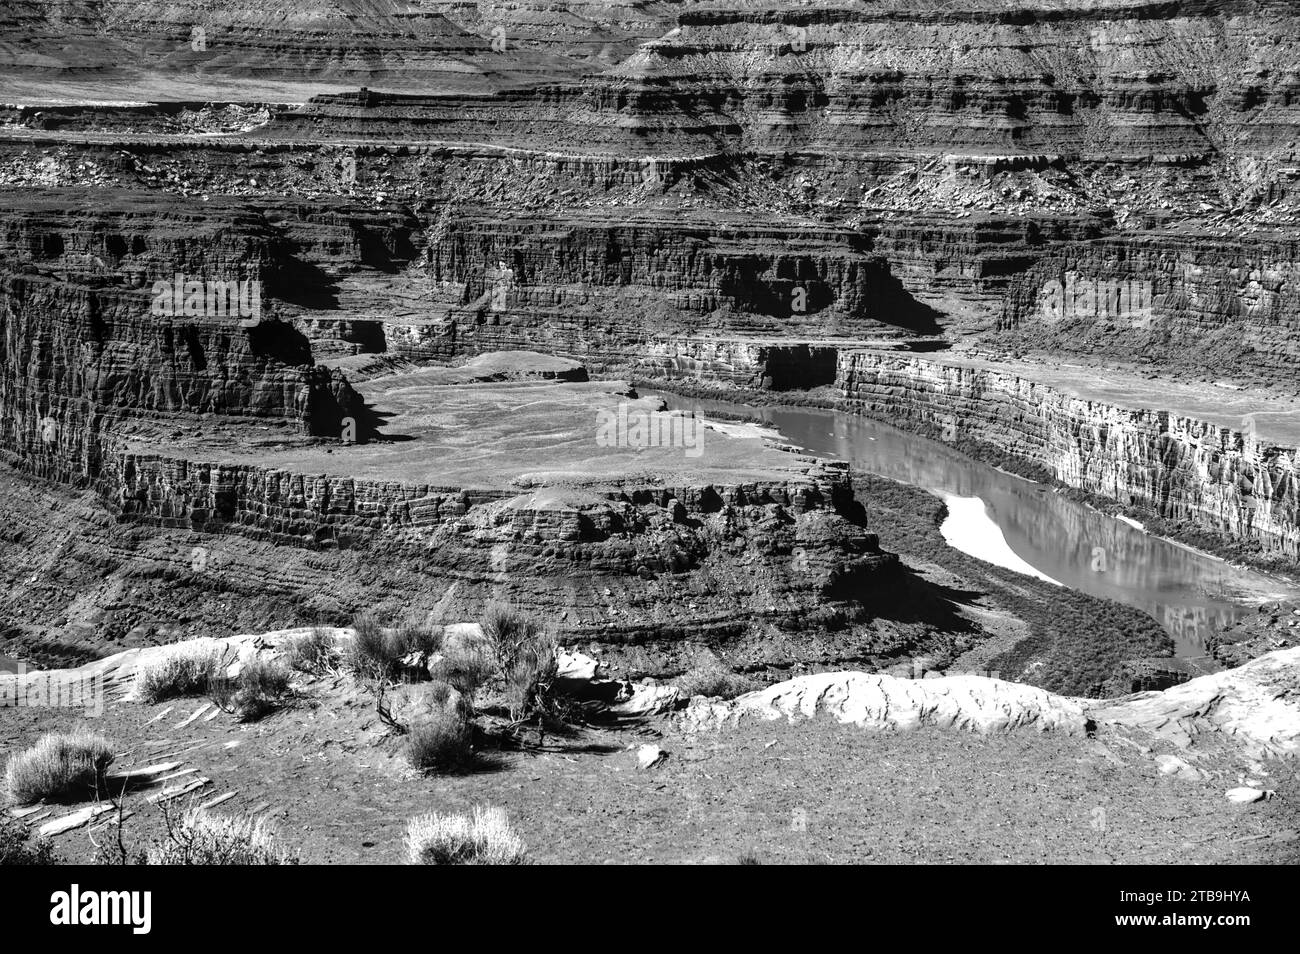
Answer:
[1,1,1298,760]
[3,626,1296,864]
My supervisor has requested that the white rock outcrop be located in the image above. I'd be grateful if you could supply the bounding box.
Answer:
[679,670,1089,735]
[1089,647,1300,756]
[1225,787,1270,804]
[678,648,1300,758]
[636,743,668,769]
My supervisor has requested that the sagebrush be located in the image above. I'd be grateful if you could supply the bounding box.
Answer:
[347,610,442,680]
[481,603,561,722]
[4,729,114,805]
[405,707,474,773]
[136,651,223,703]
[676,662,755,701]
[405,806,527,865]
[210,657,292,722]
[284,628,336,672]
[147,808,294,865]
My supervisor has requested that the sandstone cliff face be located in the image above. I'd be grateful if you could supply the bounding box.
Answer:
[3,0,1300,665]
[266,2,1300,159]
[0,0,571,89]
[0,438,899,656]
[420,214,938,341]
[836,351,1300,561]
[996,231,1300,384]
[108,448,888,591]
[0,190,362,490]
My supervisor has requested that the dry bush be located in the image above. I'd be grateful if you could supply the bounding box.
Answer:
[481,602,561,722]
[147,807,294,865]
[345,610,391,678]
[405,707,474,773]
[210,658,292,722]
[284,628,336,672]
[4,729,114,805]
[430,639,495,699]
[676,662,756,701]
[404,806,527,865]
[136,651,222,703]
[421,680,474,723]
[346,611,442,681]
[392,617,443,660]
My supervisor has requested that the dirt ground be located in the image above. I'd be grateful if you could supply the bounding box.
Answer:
[6,678,1296,865]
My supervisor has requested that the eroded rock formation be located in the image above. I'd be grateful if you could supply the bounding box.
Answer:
[3,0,1300,674]
[682,645,1300,758]
[835,350,1300,561]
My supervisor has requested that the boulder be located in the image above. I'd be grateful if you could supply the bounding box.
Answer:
[636,744,668,770]
[1225,787,1269,804]
[610,683,682,718]
[556,651,601,684]
[1155,754,1203,782]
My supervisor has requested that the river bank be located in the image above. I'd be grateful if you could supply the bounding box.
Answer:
[645,387,1300,661]
[631,372,1300,579]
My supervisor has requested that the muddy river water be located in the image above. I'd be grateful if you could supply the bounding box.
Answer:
[648,390,1300,660]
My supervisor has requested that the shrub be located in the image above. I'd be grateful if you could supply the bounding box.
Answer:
[405,707,474,773]
[210,658,292,722]
[147,808,293,865]
[391,617,443,660]
[346,611,442,681]
[4,730,114,805]
[676,663,755,701]
[345,610,391,678]
[431,640,495,699]
[481,603,561,722]
[136,651,222,703]
[424,680,474,722]
[284,628,336,673]
[404,806,527,865]
[0,818,57,864]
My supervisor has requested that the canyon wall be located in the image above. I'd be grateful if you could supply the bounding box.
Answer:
[996,231,1300,384]
[0,0,574,90]
[835,351,1300,561]
[0,190,362,489]
[4,0,1300,666]
[268,2,1300,159]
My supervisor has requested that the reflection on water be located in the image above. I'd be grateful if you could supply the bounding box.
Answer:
[649,390,1300,659]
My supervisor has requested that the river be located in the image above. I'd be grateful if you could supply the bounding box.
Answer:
[647,390,1300,660]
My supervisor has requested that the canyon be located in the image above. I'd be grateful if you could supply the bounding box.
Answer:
[2,0,1300,704]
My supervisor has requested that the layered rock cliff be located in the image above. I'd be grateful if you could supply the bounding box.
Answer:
[835,350,1300,562]
[3,0,1300,674]
[995,230,1300,385]
[0,190,363,490]
[0,0,578,91]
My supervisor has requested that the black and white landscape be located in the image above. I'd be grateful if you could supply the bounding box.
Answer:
[1,1,1298,877]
